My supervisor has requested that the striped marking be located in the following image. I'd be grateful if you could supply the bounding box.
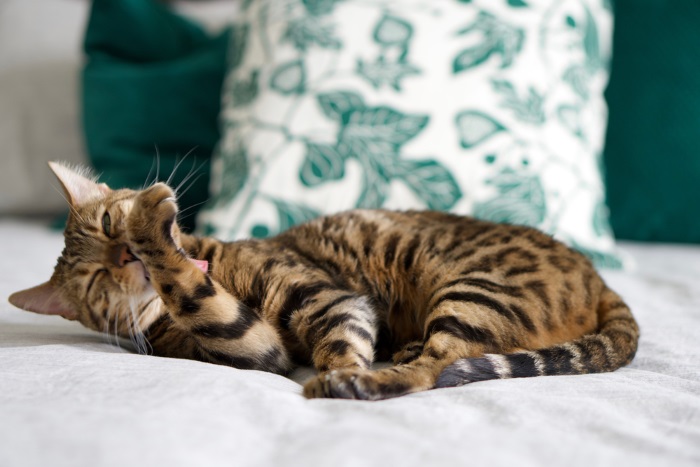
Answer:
[425,316,494,344]
[440,277,524,298]
[435,291,534,331]
[402,234,421,271]
[277,282,331,330]
[505,352,540,378]
[192,304,260,340]
[486,354,511,378]
[384,234,401,266]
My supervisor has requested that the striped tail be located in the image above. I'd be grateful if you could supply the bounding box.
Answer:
[435,286,640,388]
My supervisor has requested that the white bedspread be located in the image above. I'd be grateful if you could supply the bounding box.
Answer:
[1,220,698,467]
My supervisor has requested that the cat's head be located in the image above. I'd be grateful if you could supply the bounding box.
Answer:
[9,163,165,336]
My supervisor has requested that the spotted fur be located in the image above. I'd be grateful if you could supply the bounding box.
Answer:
[9,164,639,400]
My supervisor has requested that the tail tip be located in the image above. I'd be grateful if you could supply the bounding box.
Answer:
[435,363,467,388]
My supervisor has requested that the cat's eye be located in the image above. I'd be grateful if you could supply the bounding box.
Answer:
[102,212,111,237]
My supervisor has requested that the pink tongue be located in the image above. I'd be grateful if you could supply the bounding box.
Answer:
[190,259,209,273]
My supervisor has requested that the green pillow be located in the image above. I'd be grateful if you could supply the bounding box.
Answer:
[604,0,700,243]
[82,0,230,231]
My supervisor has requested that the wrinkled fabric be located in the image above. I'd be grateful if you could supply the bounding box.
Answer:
[1,221,698,467]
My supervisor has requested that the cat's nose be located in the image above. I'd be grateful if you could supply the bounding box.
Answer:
[113,245,135,267]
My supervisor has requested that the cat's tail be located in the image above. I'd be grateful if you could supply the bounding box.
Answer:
[435,286,639,388]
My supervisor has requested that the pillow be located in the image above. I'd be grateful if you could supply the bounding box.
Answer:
[82,0,230,231]
[198,0,622,268]
[604,0,700,243]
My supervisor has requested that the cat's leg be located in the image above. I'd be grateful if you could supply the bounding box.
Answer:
[303,301,502,399]
[293,293,378,374]
[127,183,290,373]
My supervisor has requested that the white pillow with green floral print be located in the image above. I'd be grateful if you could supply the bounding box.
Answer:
[198,0,622,268]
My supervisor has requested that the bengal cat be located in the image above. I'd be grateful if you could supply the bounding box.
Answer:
[9,163,639,400]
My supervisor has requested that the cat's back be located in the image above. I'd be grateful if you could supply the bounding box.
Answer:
[276,209,598,293]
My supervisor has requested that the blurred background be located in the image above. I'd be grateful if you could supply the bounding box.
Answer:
[0,0,237,231]
[1,0,699,244]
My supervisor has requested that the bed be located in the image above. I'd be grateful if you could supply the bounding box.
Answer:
[1,219,699,467]
[2,0,700,465]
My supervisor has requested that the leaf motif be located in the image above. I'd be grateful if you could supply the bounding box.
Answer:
[453,12,524,72]
[341,107,430,146]
[507,0,528,7]
[232,70,259,107]
[373,14,413,47]
[491,79,516,96]
[583,5,601,73]
[228,24,250,71]
[592,199,613,238]
[215,142,249,208]
[473,196,543,227]
[473,169,546,227]
[269,59,306,95]
[492,81,545,125]
[356,57,421,91]
[302,0,341,16]
[452,43,496,73]
[356,168,389,208]
[282,17,342,51]
[494,28,525,68]
[557,104,584,140]
[338,137,397,182]
[455,111,506,149]
[317,91,365,121]
[393,159,463,210]
[299,143,345,187]
[523,88,545,123]
[268,197,321,232]
[563,66,589,100]
[329,101,431,209]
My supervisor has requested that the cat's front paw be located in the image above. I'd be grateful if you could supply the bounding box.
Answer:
[127,183,180,256]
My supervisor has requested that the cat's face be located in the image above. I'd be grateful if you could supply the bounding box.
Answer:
[9,163,164,337]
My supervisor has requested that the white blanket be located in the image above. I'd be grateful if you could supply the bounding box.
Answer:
[1,220,698,467]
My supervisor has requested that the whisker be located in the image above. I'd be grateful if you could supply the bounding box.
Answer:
[174,158,204,194]
[102,311,114,348]
[125,301,136,350]
[154,145,161,185]
[176,173,205,200]
[126,300,143,355]
[137,304,154,356]
[112,306,122,351]
[143,155,158,189]
[129,298,152,355]
[167,146,199,187]
[177,199,210,223]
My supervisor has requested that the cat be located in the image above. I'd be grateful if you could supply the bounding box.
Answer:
[9,162,639,400]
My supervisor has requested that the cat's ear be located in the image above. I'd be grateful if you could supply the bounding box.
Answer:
[8,282,78,321]
[48,161,111,207]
